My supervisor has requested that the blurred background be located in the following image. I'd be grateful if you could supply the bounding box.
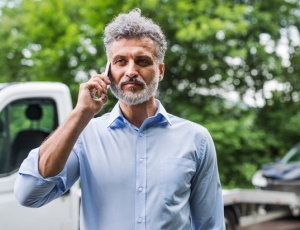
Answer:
[1,0,300,189]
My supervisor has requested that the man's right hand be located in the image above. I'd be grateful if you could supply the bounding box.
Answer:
[75,73,111,117]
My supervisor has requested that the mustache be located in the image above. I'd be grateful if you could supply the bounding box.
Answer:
[119,76,146,86]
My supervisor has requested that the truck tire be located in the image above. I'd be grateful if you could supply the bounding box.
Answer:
[224,207,236,230]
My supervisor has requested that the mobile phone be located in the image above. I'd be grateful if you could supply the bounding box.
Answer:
[99,61,111,100]
[104,60,110,77]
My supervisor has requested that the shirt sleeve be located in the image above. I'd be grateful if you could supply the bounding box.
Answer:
[14,147,80,208]
[189,129,225,230]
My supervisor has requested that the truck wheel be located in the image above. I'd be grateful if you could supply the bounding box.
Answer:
[224,208,236,230]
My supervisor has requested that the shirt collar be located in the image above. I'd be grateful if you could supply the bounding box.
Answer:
[107,99,172,128]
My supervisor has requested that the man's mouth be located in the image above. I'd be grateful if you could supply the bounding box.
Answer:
[123,82,141,86]
[121,81,144,88]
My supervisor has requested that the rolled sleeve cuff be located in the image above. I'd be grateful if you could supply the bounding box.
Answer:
[18,147,67,192]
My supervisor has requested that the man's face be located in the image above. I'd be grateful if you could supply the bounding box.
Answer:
[108,37,164,105]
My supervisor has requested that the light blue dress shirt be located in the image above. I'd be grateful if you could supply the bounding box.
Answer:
[15,100,225,230]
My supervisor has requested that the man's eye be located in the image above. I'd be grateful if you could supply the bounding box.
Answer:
[116,59,125,64]
[137,59,149,66]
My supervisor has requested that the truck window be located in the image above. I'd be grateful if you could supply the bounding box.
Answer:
[281,144,300,164]
[0,98,58,176]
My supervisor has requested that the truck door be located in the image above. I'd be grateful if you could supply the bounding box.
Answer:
[0,97,79,230]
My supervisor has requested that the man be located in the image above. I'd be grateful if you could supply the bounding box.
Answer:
[14,8,225,230]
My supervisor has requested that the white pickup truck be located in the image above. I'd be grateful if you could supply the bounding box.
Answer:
[0,82,80,230]
[1,82,300,230]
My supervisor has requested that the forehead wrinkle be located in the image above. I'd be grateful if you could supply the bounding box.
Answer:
[109,37,157,61]
[112,53,154,61]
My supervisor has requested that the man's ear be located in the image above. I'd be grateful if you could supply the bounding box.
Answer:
[159,63,165,81]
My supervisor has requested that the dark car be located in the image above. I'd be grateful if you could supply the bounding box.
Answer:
[252,142,300,194]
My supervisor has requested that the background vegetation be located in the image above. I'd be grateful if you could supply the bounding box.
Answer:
[1,0,300,188]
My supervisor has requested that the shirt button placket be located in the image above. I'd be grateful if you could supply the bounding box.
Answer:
[135,131,146,230]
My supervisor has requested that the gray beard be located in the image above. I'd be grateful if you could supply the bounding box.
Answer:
[110,74,159,105]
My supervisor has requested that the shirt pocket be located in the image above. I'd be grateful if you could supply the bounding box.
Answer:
[160,157,196,205]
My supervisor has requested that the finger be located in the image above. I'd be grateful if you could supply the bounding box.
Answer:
[96,79,109,95]
[84,82,104,100]
[91,73,111,83]
[101,93,108,102]
[100,75,111,85]
[91,74,111,90]
[97,73,111,85]
[88,77,108,95]
[92,92,108,104]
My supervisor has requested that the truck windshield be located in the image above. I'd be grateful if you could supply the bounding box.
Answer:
[280,143,300,164]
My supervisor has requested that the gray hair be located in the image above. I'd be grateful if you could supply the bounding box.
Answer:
[104,8,167,63]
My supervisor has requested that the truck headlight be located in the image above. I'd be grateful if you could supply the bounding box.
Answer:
[252,170,267,188]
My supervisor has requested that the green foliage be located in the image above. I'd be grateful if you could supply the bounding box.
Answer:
[206,113,268,188]
[1,0,300,188]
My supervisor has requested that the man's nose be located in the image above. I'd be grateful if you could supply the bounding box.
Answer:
[125,60,138,78]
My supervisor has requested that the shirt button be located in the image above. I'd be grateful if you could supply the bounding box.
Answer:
[139,158,144,163]
[139,133,143,137]
[138,187,143,192]
[138,217,142,223]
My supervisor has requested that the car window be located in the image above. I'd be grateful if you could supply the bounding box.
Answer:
[280,144,300,164]
[0,98,58,176]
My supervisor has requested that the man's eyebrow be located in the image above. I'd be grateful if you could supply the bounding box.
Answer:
[135,55,156,62]
[111,55,126,62]
[136,55,152,59]
[112,55,126,59]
